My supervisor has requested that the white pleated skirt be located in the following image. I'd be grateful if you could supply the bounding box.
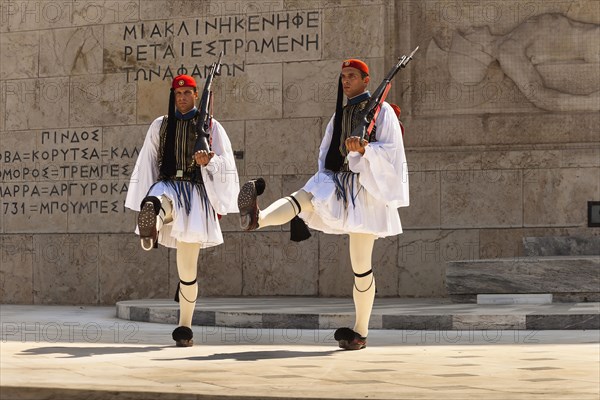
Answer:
[145,180,223,249]
[300,171,402,238]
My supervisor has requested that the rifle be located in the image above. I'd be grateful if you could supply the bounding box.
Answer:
[351,46,419,141]
[194,51,223,153]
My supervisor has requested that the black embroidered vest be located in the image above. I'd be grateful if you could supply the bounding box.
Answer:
[332,99,377,172]
[157,115,204,183]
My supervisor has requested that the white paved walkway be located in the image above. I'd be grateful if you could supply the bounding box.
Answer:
[1,305,598,399]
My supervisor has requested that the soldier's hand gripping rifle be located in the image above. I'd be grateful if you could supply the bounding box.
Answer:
[194,51,223,153]
[351,46,419,141]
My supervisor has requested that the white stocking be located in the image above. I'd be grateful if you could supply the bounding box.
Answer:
[156,195,173,231]
[349,233,376,338]
[176,241,200,328]
[258,189,313,228]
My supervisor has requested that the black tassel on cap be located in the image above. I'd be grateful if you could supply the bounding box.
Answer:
[324,75,344,172]
[160,88,177,177]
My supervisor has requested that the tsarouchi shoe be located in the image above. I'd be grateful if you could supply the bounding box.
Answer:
[238,178,265,231]
[138,200,158,251]
[334,327,367,350]
[138,201,158,251]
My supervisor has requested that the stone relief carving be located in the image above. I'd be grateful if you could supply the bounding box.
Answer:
[448,14,599,111]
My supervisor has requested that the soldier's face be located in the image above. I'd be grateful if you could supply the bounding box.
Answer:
[174,87,198,114]
[341,67,370,99]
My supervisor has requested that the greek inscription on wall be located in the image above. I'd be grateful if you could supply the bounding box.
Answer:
[2,9,324,232]
[1,129,138,223]
[110,11,322,82]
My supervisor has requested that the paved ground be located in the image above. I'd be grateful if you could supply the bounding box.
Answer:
[1,304,599,399]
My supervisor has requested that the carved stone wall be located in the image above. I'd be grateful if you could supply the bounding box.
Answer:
[1,0,598,304]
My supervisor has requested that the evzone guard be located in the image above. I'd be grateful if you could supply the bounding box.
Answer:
[125,69,239,347]
[238,57,411,350]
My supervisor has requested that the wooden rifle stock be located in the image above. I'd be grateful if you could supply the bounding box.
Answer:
[352,46,418,141]
[194,51,223,153]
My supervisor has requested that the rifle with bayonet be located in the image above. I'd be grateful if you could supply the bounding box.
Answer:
[194,51,223,153]
[351,46,419,141]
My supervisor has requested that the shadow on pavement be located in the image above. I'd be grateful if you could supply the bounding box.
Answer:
[161,349,339,362]
[18,345,170,358]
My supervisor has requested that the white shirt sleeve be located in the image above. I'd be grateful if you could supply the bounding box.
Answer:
[201,119,240,214]
[347,102,409,207]
[317,115,336,172]
[124,116,163,211]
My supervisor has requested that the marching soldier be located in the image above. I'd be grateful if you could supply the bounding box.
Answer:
[238,59,409,350]
[125,75,239,347]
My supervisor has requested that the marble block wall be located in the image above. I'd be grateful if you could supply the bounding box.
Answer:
[1,0,599,304]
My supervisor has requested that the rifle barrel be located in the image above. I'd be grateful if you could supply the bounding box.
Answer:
[351,46,419,140]
[194,52,224,153]
[215,51,223,76]
[399,46,419,68]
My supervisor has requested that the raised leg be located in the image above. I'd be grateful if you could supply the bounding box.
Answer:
[258,189,313,228]
[138,195,173,250]
[238,176,313,230]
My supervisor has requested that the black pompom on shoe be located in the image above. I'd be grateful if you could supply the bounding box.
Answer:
[334,327,367,350]
[172,326,194,347]
[254,177,265,196]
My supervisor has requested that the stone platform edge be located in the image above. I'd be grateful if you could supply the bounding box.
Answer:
[116,300,600,331]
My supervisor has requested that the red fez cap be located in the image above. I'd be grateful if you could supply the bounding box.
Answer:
[172,74,196,89]
[342,59,369,75]
[390,103,401,118]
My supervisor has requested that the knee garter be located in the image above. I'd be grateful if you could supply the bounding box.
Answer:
[354,269,374,293]
[174,278,197,303]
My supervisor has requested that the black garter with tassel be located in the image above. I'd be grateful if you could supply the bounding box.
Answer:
[288,195,311,242]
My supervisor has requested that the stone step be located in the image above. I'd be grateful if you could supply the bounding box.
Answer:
[116,298,600,331]
[446,256,600,303]
[477,294,553,305]
[523,236,600,256]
